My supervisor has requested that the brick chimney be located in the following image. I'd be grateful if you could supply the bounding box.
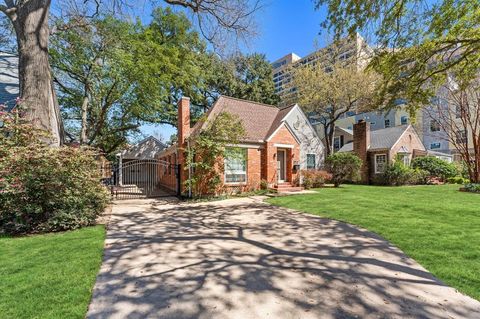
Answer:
[177,97,190,145]
[353,119,370,183]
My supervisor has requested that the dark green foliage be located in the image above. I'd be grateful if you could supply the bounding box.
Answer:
[411,156,458,180]
[325,153,362,187]
[464,183,480,193]
[382,161,429,186]
[201,52,280,106]
[0,108,109,235]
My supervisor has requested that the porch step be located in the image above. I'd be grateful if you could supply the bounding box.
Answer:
[271,183,304,193]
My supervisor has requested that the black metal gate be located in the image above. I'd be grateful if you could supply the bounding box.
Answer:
[102,159,179,200]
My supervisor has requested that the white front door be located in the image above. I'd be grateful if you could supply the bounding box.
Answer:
[277,150,286,183]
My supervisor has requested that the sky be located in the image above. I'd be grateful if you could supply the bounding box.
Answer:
[141,0,328,142]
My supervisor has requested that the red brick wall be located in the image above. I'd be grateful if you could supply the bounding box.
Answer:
[263,125,300,186]
[353,120,370,183]
[157,147,178,192]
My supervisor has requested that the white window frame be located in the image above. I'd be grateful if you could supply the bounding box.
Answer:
[375,154,388,174]
[397,153,411,166]
[306,153,316,170]
[224,148,248,184]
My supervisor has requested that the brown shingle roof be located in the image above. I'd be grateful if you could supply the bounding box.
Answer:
[191,96,294,142]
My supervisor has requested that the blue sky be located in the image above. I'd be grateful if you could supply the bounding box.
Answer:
[141,0,327,142]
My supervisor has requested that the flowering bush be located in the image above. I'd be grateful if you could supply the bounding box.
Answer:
[299,170,332,189]
[0,105,109,235]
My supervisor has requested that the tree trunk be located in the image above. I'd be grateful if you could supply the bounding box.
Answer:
[11,0,62,146]
[80,94,89,144]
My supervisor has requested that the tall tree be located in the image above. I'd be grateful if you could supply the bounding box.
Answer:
[200,52,280,107]
[50,8,206,154]
[0,0,262,146]
[314,0,480,113]
[292,41,378,155]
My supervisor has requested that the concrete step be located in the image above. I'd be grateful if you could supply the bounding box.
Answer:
[271,186,305,193]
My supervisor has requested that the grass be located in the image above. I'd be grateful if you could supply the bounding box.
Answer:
[267,184,480,300]
[0,226,106,319]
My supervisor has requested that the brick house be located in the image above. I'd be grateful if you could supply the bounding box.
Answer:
[158,96,324,194]
[338,120,426,183]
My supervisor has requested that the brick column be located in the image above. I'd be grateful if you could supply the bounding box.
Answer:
[177,97,190,192]
[353,120,370,183]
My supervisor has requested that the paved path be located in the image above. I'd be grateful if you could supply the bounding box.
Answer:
[87,197,480,319]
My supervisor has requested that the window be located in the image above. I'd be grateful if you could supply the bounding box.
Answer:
[306,154,316,169]
[375,154,387,173]
[384,119,391,128]
[401,116,408,125]
[224,148,247,183]
[430,119,440,132]
[397,154,410,166]
[430,142,441,149]
[333,136,344,151]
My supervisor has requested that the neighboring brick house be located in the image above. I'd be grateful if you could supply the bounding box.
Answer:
[338,120,427,183]
[158,96,324,194]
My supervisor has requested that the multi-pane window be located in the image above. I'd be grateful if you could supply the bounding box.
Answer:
[306,154,316,170]
[430,142,441,149]
[384,119,391,128]
[375,154,387,173]
[401,116,408,125]
[224,148,247,183]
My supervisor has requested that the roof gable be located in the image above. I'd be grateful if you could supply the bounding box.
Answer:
[121,136,166,160]
[338,125,411,152]
[192,96,291,142]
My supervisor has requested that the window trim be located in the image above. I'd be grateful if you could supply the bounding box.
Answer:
[374,154,388,174]
[224,147,248,185]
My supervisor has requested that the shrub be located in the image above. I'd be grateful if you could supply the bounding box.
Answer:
[325,153,362,187]
[300,170,332,189]
[382,161,429,186]
[447,176,470,184]
[411,156,458,180]
[463,183,480,193]
[0,107,109,235]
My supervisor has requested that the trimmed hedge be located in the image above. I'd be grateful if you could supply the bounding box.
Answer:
[411,156,458,180]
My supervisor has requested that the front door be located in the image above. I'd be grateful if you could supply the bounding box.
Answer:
[277,150,286,183]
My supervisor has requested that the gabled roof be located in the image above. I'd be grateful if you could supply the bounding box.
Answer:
[191,96,295,143]
[338,125,411,152]
[336,126,353,136]
[121,136,167,160]
[0,52,19,111]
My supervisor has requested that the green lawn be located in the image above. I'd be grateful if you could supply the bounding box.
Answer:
[0,226,105,319]
[267,184,480,300]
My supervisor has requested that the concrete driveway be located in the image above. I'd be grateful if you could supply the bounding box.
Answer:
[87,197,480,319]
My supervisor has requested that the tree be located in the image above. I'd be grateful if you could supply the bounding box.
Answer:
[185,111,246,196]
[50,8,206,154]
[201,53,280,106]
[313,0,480,113]
[0,0,262,146]
[425,77,480,183]
[292,40,378,155]
[325,152,362,187]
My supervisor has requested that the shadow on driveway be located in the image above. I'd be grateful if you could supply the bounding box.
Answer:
[87,197,480,319]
